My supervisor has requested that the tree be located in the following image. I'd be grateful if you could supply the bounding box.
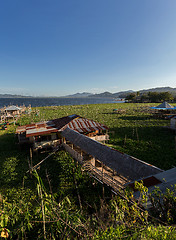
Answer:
[125,93,136,102]
[158,92,174,102]
[147,92,160,102]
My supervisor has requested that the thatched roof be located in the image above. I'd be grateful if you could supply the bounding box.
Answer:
[61,128,162,181]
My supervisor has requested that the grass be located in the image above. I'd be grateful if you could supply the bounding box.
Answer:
[18,102,176,169]
[1,102,175,189]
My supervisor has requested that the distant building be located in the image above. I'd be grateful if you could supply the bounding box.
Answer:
[5,105,22,114]
[0,105,27,123]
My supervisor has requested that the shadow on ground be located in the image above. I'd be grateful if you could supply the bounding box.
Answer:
[108,125,175,170]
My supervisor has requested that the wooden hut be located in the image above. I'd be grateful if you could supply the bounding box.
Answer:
[5,105,22,114]
[4,105,22,121]
[16,121,60,149]
[16,115,109,151]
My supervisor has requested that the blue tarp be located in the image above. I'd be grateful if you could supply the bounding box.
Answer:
[150,101,176,110]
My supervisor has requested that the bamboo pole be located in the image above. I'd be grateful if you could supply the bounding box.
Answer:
[26,147,59,173]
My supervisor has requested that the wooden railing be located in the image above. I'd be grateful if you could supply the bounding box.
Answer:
[82,162,125,191]
[62,142,84,163]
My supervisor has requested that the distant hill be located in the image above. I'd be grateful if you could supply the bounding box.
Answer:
[89,87,176,98]
[139,87,176,94]
[89,91,114,98]
[63,92,92,98]
[1,87,176,99]
[0,94,32,98]
[89,90,134,98]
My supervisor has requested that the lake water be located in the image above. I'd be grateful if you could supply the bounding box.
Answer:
[0,97,123,108]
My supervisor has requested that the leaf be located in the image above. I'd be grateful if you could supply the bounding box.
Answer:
[1,228,9,238]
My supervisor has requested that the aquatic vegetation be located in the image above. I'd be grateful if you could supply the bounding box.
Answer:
[0,103,176,238]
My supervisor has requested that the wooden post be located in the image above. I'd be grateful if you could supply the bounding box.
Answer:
[27,157,32,178]
[30,147,33,169]
[91,157,95,166]
[102,183,105,199]
[81,150,83,162]
[101,162,103,179]
[112,169,115,183]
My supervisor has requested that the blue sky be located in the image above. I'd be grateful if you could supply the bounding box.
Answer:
[0,0,176,96]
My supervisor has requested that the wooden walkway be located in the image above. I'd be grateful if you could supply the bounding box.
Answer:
[83,162,129,191]
[62,141,129,193]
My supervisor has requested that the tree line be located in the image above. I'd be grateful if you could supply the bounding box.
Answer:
[126,91,176,103]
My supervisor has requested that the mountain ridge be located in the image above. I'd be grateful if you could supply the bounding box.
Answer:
[0,87,176,98]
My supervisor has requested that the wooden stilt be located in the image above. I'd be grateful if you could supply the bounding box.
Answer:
[73,167,82,211]
[102,184,105,199]
[27,157,32,178]
[30,147,33,168]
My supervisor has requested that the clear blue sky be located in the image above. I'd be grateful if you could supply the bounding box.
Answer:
[0,0,176,96]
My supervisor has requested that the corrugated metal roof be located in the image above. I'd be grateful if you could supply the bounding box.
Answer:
[16,115,108,137]
[133,167,176,199]
[26,127,58,137]
[51,115,79,130]
[5,105,22,111]
[16,126,26,133]
[60,117,108,133]
[16,121,57,136]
